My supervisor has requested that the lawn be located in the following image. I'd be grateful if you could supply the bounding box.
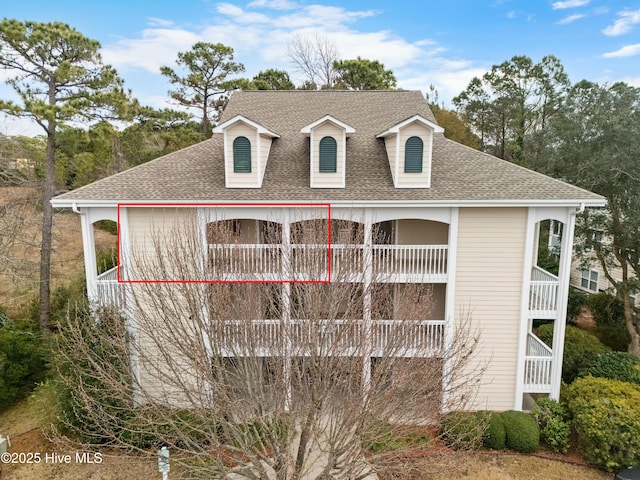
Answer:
[0,398,614,480]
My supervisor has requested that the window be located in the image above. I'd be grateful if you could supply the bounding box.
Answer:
[404,136,423,173]
[581,269,599,292]
[233,136,251,173]
[319,136,337,173]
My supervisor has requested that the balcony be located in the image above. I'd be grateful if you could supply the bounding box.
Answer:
[215,319,446,358]
[208,244,449,282]
[95,266,129,313]
[523,332,552,393]
[529,266,559,318]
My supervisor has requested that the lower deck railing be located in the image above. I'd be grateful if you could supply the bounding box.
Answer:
[523,332,553,393]
[215,319,446,357]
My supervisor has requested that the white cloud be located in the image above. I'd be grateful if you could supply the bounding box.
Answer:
[603,43,640,58]
[552,0,589,10]
[101,28,200,72]
[96,1,484,109]
[557,13,585,24]
[620,75,640,87]
[146,17,174,28]
[216,3,272,23]
[603,9,640,36]
[247,0,298,10]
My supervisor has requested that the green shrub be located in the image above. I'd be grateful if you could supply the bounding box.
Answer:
[565,376,640,471]
[440,411,489,450]
[594,323,631,352]
[536,324,610,383]
[483,411,506,450]
[587,292,625,325]
[578,351,640,385]
[567,287,587,323]
[532,398,570,453]
[0,320,47,410]
[96,246,118,275]
[500,410,539,453]
[94,219,118,235]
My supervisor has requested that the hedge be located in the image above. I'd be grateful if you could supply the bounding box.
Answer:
[578,351,640,385]
[536,324,609,383]
[565,376,640,471]
[500,410,539,453]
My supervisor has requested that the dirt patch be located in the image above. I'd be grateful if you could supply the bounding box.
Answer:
[0,186,116,314]
[376,450,613,480]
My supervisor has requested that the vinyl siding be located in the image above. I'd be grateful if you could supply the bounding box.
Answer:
[384,134,397,184]
[126,207,201,281]
[396,219,448,245]
[454,207,527,411]
[311,122,344,188]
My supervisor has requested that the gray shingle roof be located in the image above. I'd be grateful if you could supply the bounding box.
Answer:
[53,90,604,205]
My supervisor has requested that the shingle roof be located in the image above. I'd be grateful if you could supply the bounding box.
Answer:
[53,90,604,205]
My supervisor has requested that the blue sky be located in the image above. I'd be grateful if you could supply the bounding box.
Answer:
[1,0,639,135]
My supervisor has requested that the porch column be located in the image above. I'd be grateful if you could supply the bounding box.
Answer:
[441,207,459,412]
[78,207,98,305]
[282,209,292,411]
[362,215,373,395]
[550,208,578,400]
[513,208,537,410]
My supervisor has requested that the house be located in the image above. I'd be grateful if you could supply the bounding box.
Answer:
[51,90,605,412]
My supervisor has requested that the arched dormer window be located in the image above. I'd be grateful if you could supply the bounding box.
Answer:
[404,136,423,173]
[319,136,337,173]
[233,136,251,173]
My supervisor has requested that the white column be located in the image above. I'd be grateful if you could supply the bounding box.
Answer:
[362,215,373,395]
[282,208,292,411]
[550,208,577,400]
[79,208,98,305]
[441,207,459,412]
[513,208,537,410]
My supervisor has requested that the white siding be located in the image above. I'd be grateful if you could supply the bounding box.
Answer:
[454,208,527,411]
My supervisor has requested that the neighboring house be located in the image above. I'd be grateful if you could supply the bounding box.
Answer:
[564,222,640,309]
[51,90,605,412]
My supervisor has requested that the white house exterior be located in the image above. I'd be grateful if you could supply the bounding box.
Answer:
[51,90,605,411]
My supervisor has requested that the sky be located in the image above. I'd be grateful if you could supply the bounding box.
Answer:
[1,0,640,136]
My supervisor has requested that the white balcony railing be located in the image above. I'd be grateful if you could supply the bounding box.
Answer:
[96,266,128,312]
[215,319,446,357]
[372,245,448,280]
[529,266,559,318]
[523,332,553,393]
[208,244,448,281]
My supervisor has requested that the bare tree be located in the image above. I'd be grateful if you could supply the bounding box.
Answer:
[287,34,340,89]
[55,211,483,479]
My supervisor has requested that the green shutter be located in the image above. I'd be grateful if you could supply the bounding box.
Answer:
[404,136,423,173]
[319,136,337,173]
[233,136,251,173]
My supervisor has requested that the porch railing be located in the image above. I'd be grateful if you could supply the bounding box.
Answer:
[208,243,448,280]
[529,266,559,318]
[523,332,553,393]
[96,266,128,312]
[215,319,446,357]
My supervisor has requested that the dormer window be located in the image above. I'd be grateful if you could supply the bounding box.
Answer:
[404,136,423,173]
[212,115,279,189]
[301,115,355,189]
[376,115,443,189]
[233,136,252,173]
[319,136,337,173]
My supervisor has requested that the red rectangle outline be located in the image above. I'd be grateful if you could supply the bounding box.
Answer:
[117,203,333,284]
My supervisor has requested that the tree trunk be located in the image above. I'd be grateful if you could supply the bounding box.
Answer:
[626,298,640,356]
[39,128,56,332]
